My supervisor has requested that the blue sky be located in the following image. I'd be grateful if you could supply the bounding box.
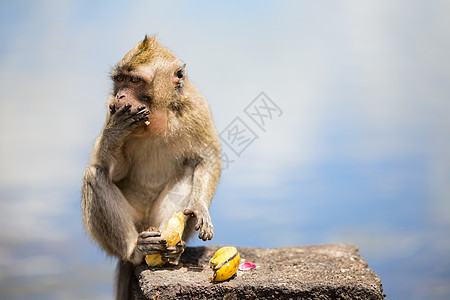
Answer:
[1,1,450,299]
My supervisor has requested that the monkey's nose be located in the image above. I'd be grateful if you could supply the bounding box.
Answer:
[116,94,126,100]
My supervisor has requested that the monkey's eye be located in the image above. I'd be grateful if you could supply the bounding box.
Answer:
[176,70,183,79]
[114,75,125,82]
[131,76,141,83]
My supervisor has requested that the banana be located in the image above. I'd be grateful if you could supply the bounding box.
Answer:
[145,212,185,267]
[209,246,241,282]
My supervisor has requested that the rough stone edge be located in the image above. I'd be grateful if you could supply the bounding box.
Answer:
[133,244,384,300]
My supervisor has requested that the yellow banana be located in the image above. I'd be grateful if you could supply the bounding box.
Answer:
[145,212,185,267]
[209,246,241,282]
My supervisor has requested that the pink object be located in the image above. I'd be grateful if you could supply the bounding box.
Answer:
[239,262,256,271]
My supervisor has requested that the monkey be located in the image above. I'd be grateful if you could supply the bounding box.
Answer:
[81,36,221,300]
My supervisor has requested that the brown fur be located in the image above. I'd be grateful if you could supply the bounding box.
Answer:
[81,36,221,300]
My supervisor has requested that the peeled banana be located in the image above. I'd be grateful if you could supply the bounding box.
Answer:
[209,246,241,282]
[145,212,185,267]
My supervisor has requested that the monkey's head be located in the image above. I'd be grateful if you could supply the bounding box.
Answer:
[109,36,187,135]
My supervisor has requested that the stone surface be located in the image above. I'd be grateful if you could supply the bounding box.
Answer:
[131,244,384,299]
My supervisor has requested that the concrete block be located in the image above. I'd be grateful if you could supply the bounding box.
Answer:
[131,244,384,299]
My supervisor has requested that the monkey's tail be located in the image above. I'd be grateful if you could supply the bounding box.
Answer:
[115,260,134,300]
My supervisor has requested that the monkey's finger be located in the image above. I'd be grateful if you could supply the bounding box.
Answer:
[116,103,132,116]
[125,106,147,118]
[195,216,204,232]
[163,246,179,254]
[161,251,184,261]
[199,228,207,241]
[138,236,167,245]
[200,228,209,240]
[136,109,150,117]
[204,227,214,240]
[125,107,150,124]
[140,248,164,256]
[138,232,166,245]
[109,103,117,114]
[123,109,148,123]
[199,221,214,241]
[161,253,181,262]
[161,244,185,261]
[127,105,147,116]
[137,244,165,254]
[130,116,149,126]
[131,109,150,121]
[139,231,161,238]
[200,232,212,241]
[164,240,185,252]
[137,241,166,253]
[136,104,147,111]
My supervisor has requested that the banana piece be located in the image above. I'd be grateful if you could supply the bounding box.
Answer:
[145,212,185,267]
[209,246,241,282]
[144,121,150,126]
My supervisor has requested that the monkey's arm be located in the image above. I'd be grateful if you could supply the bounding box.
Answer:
[184,148,221,241]
[90,104,149,181]
[158,156,220,263]
[82,104,165,265]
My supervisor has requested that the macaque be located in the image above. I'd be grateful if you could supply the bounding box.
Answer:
[81,36,221,299]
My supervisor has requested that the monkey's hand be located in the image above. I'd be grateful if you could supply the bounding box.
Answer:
[161,240,186,264]
[183,208,214,241]
[129,229,167,265]
[105,103,150,140]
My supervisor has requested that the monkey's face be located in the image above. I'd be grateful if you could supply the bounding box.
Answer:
[111,69,153,110]
[109,36,187,136]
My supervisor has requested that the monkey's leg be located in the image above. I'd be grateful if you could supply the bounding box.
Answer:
[150,168,195,263]
[82,165,167,265]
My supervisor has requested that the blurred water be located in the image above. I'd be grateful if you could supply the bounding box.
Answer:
[1,1,449,299]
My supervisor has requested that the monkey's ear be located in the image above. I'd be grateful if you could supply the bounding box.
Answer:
[173,62,186,88]
[178,62,186,73]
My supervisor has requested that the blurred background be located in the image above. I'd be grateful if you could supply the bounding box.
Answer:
[1,1,449,299]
